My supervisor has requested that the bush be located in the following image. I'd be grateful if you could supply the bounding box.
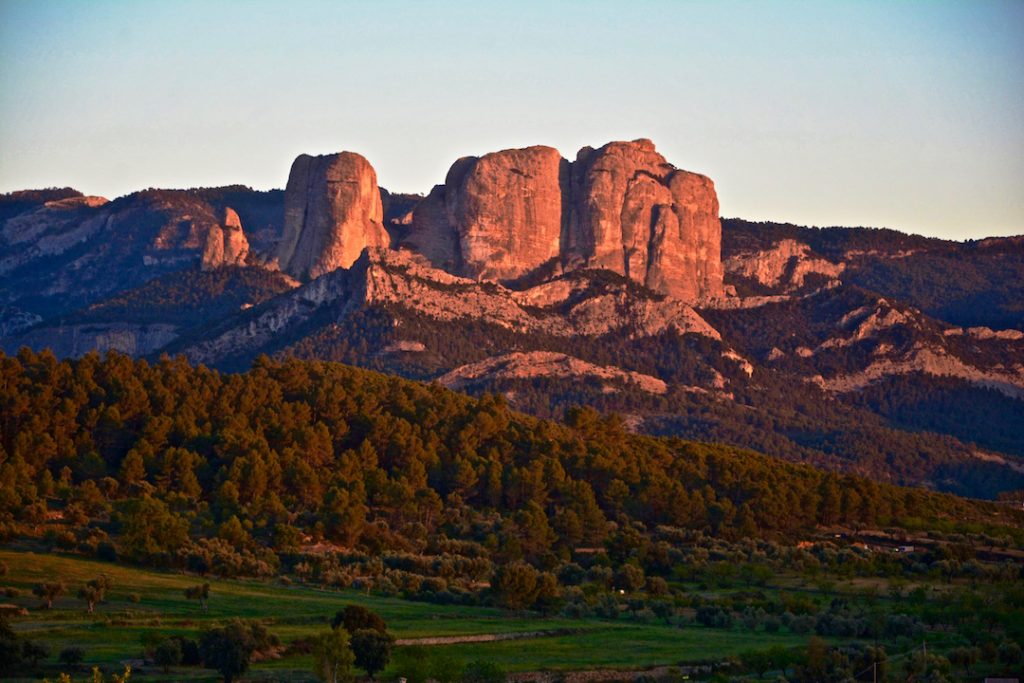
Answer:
[59,645,86,667]
[696,605,733,629]
[331,604,387,633]
[790,614,816,634]
[462,660,505,683]
[595,594,620,619]
[557,562,586,586]
[999,641,1022,665]
[645,576,669,596]
[172,636,201,666]
[154,639,182,673]
[200,626,251,682]
[96,542,118,562]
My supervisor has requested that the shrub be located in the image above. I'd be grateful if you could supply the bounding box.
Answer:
[462,660,505,683]
[59,646,86,668]
[154,639,182,673]
[331,604,387,633]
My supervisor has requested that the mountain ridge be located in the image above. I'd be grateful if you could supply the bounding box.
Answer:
[2,140,1022,499]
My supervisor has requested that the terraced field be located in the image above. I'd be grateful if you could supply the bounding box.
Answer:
[0,549,809,681]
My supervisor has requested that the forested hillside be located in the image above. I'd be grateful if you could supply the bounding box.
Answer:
[3,351,1024,681]
[2,349,1021,572]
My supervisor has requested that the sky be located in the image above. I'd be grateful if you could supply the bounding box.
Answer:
[1,1,1022,240]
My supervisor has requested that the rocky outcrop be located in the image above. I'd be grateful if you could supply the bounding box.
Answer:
[568,139,723,300]
[438,351,668,394]
[811,346,1024,399]
[449,146,565,280]
[0,196,110,276]
[407,139,723,301]
[5,323,179,358]
[0,189,268,322]
[201,207,250,270]
[404,185,461,273]
[178,248,721,366]
[406,147,566,280]
[944,326,1024,341]
[703,286,1024,399]
[277,152,389,280]
[0,306,42,337]
[724,238,844,292]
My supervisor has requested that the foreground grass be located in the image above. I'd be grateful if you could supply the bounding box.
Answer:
[1,549,809,680]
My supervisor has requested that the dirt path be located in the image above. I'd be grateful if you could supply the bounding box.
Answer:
[507,664,716,683]
[395,628,583,646]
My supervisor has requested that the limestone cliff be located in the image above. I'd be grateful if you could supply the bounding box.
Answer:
[724,238,844,293]
[405,146,566,280]
[201,207,250,270]
[179,248,721,367]
[568,139,723,300]
[277,152,389,280]
[406,139,723,300]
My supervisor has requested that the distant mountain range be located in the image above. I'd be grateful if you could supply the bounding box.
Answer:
[3,139,1022,499]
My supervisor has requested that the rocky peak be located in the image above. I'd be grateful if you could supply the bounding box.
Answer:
[277,151,389,280]
[405,145,567,281]
[201,207,250,271]
[568,139,723,300]
[406,139,723,301]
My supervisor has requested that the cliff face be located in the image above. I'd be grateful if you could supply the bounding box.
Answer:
[201,207,250,271]
[405,146,567,280]
[0,189,260,321]
[724,238,845,293]
[404,139,723,300]
[277,152,389,280]
[451,146,566,281]
[568,140,724,299]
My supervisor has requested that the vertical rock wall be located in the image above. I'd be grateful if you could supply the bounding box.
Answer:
[283,140,722,301]
[278,152,389,280]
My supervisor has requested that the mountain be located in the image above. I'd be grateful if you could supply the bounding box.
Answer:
[722,218,1024,329]
[0,185,286,332]
[2,140,1022,499]
[403,139,722,300]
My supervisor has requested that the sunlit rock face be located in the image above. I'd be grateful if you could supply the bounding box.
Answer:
[568,139,723,300]
[278,152,389,280]
[201,207,250,271]
[406,139,723,300]
[405,146,567,281]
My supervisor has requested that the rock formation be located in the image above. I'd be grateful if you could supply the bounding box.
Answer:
[406,139,723,300]
[568,139,723,300]
[406,146,566,280]
[178,248,722,367]
[723,238,844,292]
[201,207,250,270]
[277,152,389,280]
[437,351,669,395]
[404,185,461,273]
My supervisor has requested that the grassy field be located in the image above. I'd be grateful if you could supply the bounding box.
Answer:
[0,549,813,681]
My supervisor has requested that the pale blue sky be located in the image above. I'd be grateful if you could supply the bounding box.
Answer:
[1,0,1022,239]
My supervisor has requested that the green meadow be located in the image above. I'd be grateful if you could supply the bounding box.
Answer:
[0,549,809,681]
